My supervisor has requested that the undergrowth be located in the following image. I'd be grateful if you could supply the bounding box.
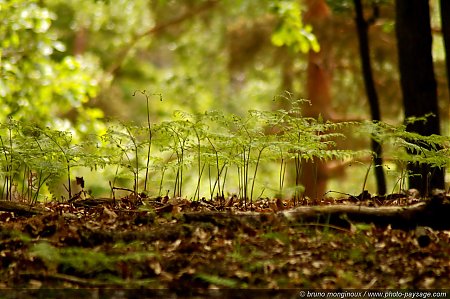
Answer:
[0,97,448,204]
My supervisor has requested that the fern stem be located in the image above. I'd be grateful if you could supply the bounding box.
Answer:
[250,147,266,205]
[360,157,373,200]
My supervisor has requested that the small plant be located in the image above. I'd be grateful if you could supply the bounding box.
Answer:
[132,90,162,192]
[102,121,146,197]
[362,117,449,193]
[0,120,106,202]
[203,110,232,201]
[156,113,193,198]
[0,98,447,203]
[0,119,19,201]
[39,127,78,199]
[268,98,359,203]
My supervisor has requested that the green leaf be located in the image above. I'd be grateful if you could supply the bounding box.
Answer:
[195,273,239,288]
[270,0,320,53]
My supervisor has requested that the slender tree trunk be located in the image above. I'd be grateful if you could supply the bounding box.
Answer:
[440,0,450,97]
[353,0,387,195]
[300,0,334,200]
[395,0,445,195]
[73,27,88,56]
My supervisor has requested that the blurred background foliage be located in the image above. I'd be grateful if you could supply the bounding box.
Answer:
[1,0,449,198]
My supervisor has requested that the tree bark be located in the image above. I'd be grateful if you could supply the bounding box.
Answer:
[395,0,445,195]
[73,27,88,56]
[0,200,43,216]
[440,0,450,97]
[353,0,387,195]
[301,0,334,200]
[280,196,450,230]
[182,194,450,230]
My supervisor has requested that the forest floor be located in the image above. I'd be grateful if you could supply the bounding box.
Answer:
[0,193,449,298]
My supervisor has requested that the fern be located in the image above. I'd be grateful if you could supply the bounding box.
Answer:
[1,99,446,203]
[363,119,449,169]
[361,119,449,192]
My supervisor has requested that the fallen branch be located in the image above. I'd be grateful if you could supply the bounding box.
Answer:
[183,196,450,230]
[0,200,44,216]
[19,272,168,288]
[279,197,450,230]
[20,272,112,287]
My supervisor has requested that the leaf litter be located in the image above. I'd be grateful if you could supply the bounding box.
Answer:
[0,193,449,298]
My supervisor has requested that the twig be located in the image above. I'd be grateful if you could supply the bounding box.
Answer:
[105,0,219,77]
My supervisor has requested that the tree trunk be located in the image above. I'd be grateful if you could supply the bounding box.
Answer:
[440,0,450,97]
[353,0,387,195]
[73,27,88,56]
[301,0,334,200]
[395,0,445,195]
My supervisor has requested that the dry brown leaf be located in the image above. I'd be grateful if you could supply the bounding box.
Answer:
[149,261,162,275]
